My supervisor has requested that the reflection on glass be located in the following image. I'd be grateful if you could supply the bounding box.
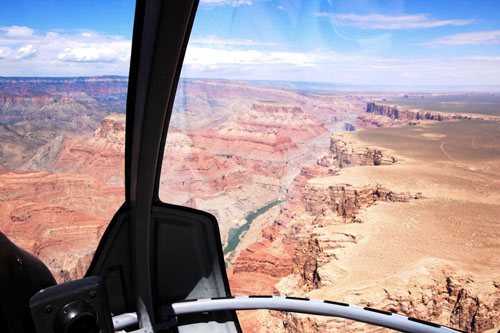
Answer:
[159,0,500,331]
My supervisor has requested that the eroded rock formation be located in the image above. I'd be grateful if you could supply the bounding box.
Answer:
[227,224,296,295]
[229,127,500,332]
[228,132,402,294]
[162,102,330,244]
[277,260,500,332]
[0,170,123,282]
[366,102,500,124]
[323,133,397,168]
[304,182,420,223]
[0,114,126,282]
[0,76,127,132]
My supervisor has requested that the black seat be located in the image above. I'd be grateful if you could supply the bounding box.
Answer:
[0,231,56,332]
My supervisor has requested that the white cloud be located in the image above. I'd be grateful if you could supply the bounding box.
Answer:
[315,13,474,30]
[0,26,131,75]
[456,55,500,61]
[190,35,284,47]
[0,44,38,60]
[57,42,130,62]
[184,46,330,69]
[422,30,500,46]
[58,47,117,62]
[180,42,500,86]
[1,26,500,86]
[14,44,38,60]
[200,0,252,7]
[1,26,35,38]
[0,47,12,59]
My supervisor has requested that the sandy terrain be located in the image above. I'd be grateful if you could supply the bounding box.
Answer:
[310,119,500,292]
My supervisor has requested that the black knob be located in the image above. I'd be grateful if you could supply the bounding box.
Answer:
[54,300,99,333]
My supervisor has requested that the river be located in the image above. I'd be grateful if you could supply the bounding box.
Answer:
[223,199,283,256]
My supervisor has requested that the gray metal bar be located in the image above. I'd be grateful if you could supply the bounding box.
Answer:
[171,297,460,333]
[113,312,138,331]
[112,296,463,332]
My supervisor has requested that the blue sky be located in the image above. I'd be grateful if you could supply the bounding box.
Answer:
[1,0,500,86]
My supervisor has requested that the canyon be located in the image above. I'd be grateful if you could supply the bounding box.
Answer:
[0,76,127,169]
[0,77,364,279]
[0,77,499,331]
[228,118,500,332]
[0,114,125,282]
[161,100,331,246]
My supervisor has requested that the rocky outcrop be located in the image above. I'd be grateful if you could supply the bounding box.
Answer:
[92,113,126,147]
[0,169,123,282]
[189,101,326,163]
[366,102,499,123]
[329,133,397,167]
[304,182,420,222]
[0,76,127,132]
[279,260,500,332]
[171,78,367,131]
[353,113,400,128]
[316,133,396,171]
[160,131,252,198]
[227,225,296,295]
[51,114,125,186]
[228,133,402,298]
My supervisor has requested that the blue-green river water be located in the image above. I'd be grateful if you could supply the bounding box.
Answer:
[223,199,282,256]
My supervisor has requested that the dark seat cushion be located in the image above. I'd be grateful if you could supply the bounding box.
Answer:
[0,232,56,332]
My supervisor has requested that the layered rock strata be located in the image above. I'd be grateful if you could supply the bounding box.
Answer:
[324,133,397,168]
[16,114,126,186]
[304,182,420,223]
[276,260,500,333]
[170,79,367,131]
[162,102,330,245]
[189,101,326,163]
[229,124,500,332]
[0,76,127,132]
[52,114,125,186]
[366,102,500,123]
[0,170,123,282]
[0,114,126,282]
[228,132,401,306]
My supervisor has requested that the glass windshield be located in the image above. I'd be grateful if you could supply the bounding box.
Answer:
[0,0,134,282]
[160,0,500,332]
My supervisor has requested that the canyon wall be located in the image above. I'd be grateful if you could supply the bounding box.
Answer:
[0,170,123,282]
[0,76,127,132]
[275,259,500,333]
[229,126,500,332]
[162,101,331,245]
[0,76,128,170]
[0,114,125,282]
[366,101,500,123]
[171,79,367,131]
[228,132,399,287]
